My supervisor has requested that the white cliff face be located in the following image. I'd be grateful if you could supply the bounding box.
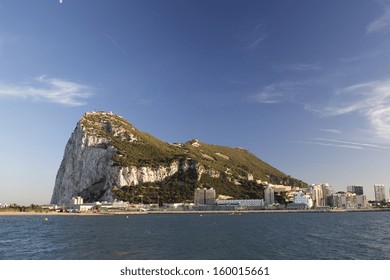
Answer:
[51,117,219,206]
[116,162,180,186]
[195,164,220,180]
[50,122,117,205]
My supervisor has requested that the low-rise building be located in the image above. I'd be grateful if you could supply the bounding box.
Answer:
[72,196,84,205]
[71,203,95,212]
[330,192,367,209]
[216,199,264,209]
[272,185,292,192]
[293,191,313,208]
[111,200,130,209]
[287,203,307,210]
[162,203,194,210]
[356,194,367,208]
[41,204,58,211]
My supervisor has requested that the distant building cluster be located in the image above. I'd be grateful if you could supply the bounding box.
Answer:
[194,186,277,210]
[287,183,390,209]
[67,196,150,212]
[31,183,390,213]
[40,196,152,213]
[289,183,369,210]
[192,183,386,211]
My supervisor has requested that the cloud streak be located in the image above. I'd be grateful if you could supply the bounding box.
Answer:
[244,22,267,50]
[316,128,342,134]
[254,76,390,140]
[253,85,285,104]
[367,5,390,33]
[252,80,309,104]
[105,33,128,56]
[313,138,390,150]
[0,76,92,106]
[292,138,390,151]
[275,63,322,71]
[247,34,267,49]
[291,140,364,150]
[320,79,390,139]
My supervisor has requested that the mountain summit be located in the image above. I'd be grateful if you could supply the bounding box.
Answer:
[51,111,306,205]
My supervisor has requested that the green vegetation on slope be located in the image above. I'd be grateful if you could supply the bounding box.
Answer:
[182,139,303,185]
[80,112,307,202]
[80,112,182,167]
[113,169,267,203]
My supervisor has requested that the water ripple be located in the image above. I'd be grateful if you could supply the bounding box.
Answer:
[1,212,390,259]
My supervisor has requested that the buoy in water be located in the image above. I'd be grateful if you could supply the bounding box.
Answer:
[44,217,48,221]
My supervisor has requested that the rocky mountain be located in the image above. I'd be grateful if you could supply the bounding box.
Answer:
[51,111,306,205]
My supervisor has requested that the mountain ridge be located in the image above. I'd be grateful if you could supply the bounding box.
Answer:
[51,111,307,205]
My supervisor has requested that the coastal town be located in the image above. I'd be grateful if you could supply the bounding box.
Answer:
[1,183,389,214]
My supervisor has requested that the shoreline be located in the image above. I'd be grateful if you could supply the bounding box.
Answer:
[1,208,390,216]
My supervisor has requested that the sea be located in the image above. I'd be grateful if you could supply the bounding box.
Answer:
[1,211,390,260]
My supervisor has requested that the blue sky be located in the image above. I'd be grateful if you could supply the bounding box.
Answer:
[1,0,390,205]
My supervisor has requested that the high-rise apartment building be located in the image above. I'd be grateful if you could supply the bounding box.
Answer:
[347,185,364,195]
[374,184,386,202]
[312,185,324,207]
[321,183,333,206]
[264,186,275,206]
[194,188,216,206]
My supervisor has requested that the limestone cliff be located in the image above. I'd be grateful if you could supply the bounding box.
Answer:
[51,111,306,205]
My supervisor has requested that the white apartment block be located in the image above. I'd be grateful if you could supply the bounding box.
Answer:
[374,184,386,202]
[293,191,313,208]
[264,186,275,206]
[311,185,324,207]
[330,192,367,209]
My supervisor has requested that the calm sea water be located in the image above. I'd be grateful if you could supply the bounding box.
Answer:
[1,212,390,260]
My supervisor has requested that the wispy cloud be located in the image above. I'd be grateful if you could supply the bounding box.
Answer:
[252,80,309,104]
[341,49,383,63]
[275,63,322,71]
[252,83,291,104]
[0,76,92,106]
[291,140,364,150]
[253,88,285,104]
[367,5,390,33]
[319,79,390,139]
[105,33,128,56]
[247,34,267,49]
[292,138,390,151]
[316,128,342,134]
[243,22,267,50]
[313,138,390,150]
